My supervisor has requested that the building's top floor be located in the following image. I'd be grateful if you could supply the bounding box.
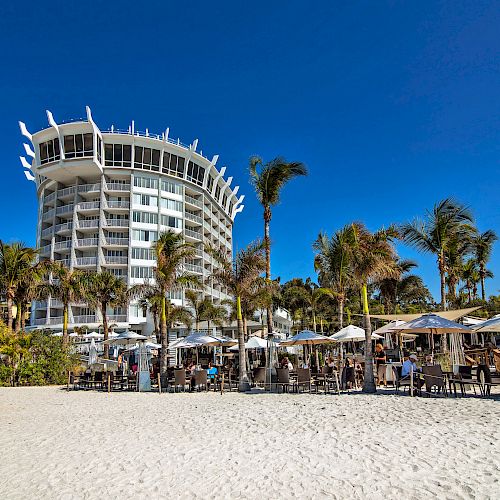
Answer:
[19,106,244,220]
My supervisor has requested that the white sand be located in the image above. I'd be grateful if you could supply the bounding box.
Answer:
[1,386,499,499]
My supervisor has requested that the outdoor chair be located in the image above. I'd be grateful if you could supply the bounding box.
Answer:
[296,368,317,393]
[393,365,412,394]
[341,366,356,391]
[193,370,208,391]
[252,367,266,388]
[422,365,447,396]
[276,368,294,393]
[173,369,189,392]
[477,364,500,396]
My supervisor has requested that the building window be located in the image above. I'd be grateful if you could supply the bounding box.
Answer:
[133,175,158,190]
[104,144,132,167]
[131,266,155,279]
[64,133,93,159]
[187,161,205,186]
[222,193,228,209]
[133,193,158,207]
[39,138,61,164]
[229,201,234,214]
[161,179,182,195]
[132,211,158,224]
[207,175,214,193]
[164,153,185,178]
[160,198,182,212]
[134,146,161,171]
[97,137,102,163]
[131,247,156,260]
[132,229,157,242]
[215,184,221,202]
[160,215,181,229]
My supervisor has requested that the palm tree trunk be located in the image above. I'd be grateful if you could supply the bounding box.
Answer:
[160,295,168,377]
[312,311,316,332]
[439,255,447,310]
[153,311,159,342]
[361,284,376,393]
[15,302,21,333]
[21,305,26,331]
[6,290,14,331]
[236,295,250,391]
[338,297,344,328]
[264,209,273,336]
[102,303,109,359]
[480,265,486,301]
[62,304,69,346]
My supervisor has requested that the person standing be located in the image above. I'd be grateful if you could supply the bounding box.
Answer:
[374,344,387,387]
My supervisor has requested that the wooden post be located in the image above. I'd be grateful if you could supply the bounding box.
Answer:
[410,367,414,397]
[67,371,71,391]
[107,372,111,394]
[220,373,224,395]
[157,373,162,394]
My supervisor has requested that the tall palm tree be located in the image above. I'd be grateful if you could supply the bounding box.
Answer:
[209,240,266,391]
[39,263,86,345]
[313,225,355,328]
[249,156,307,335]
[400,198,474,310]
[460,259,480,303]
[0,242,37,331]
[83,271,128,358]
[471,230,497,300]
[185,290,212,331]
[201,301,228,333]
[349,223,399,393]
[152,231,201,376]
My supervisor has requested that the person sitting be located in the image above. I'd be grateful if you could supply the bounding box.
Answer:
[207,362,218,385]
[281,357,293,371]
[401,354,420,377]
[326,356,336,368]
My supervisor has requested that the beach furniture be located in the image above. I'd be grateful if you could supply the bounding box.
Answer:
[252,367,266,388]
[173,369,190,392]
[193,370,208,391]
[296,368,318,393]
[392,365,412,394]
[422,365,447,396]
[276,368,294,393]
[476,364,500,396]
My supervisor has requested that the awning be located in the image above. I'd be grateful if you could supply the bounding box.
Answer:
[365,306,482,322]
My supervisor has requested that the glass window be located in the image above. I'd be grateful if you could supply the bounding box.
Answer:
[83,133,93,152]
[64,135,75,157]
[160,214,181,228]
[133,211,158,224]
[131,266,155,279]
[132,229,157,242]
[215,184,221,201]
[160,198,182,211]
[133,175,158,190]
[75,134,84,152]
[162,152,170,174]
[123,145,132,166]
[161,179,182,195]
[131,247,156,260]
[105,144,113,165]
[114,144,122,162]
[39,142,48,162]
[207,175,214,193]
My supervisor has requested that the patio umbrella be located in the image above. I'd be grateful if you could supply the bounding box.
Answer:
[88,338,98,365]
[229,336,268,350]
[330,325,382,342]
[51,332,63,337]
[279,330,333,346]
[69,332,79,338]
[372,320,407,335]
[103,332,148,345]
[84,331,104,339]
[471,315,500,333]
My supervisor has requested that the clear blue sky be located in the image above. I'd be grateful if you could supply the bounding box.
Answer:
[0,1,498,301]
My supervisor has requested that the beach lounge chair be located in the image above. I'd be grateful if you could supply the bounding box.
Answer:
[194,370,208,391]
[422,365,447,396]
[276,368,294,393]
[173,369,189,392]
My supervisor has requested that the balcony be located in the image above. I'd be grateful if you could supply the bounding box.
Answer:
[54,240,72,251]
[78,183,101,194]
[50,299,64,308]
[103,237,129,246]
[77,219,99,229]
[105,182,130,192]
[38,244,51,256]
[106,200,130,210]
[58,186,77,198]
[42,208,56,221]
[33,317,49,326]
[108,314,127,322]
[41,227,54,238]
[104,218,129,228]
[44,192,57,204]
[185,228,202,241]
[185,263,203,274]
[104,256,128,265]
[56,204,74,216]
[76,237,98,248]
[72,314,97,324]
[75,256,97,266]
[76,201,100,211]
[185,212,203,224]
[55,258,70,267]
[185,195,203,208]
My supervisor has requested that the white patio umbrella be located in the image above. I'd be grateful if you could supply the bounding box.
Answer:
[126,342,162,351]
[103,332,148,346]
[331,325,383,342]
[51,332,63,337]
[69,332,79,338]
[279,330,333,346]
[471,315,500,333]
[88,338,98,365]
[229,336,268,350]
[84,331,104,340]
[372,320,407,335]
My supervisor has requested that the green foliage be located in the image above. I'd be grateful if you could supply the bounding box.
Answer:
[0,324,77,386]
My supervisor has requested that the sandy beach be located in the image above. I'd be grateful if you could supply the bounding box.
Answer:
[0,386,499,499]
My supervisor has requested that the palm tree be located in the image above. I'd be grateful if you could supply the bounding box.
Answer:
[313,226,355,328]
[471,230,497,300]
[460,259,480,303]
[152,231,201,376]
[349,223,399,393]
[39,263,86,345]
[83,271,128,358]
[400,198,474,310]
[201,301,228,333]
[0,242,37,331]
[249,156,307,335]
[209,240,266,391]
[185,290,212,331]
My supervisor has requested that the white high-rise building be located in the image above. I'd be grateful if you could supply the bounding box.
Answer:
[19,107,244,334]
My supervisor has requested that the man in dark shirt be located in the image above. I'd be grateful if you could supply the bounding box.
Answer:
[374,343,387,387]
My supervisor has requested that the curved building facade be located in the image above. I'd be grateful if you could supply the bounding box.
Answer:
[19,107,244,334]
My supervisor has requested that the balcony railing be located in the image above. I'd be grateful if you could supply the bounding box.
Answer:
[56,204,74,215]
[41,227,53,238]
[42,208,56,221]
[106,200,130,209]
[38,244,51,255]
[33,317,49,326]
[185,195,203,208]
[44,192,56,203]
[55,222,73,233]
[185,212,203,224]
[104,219,129,227]
[104,256,128,265]
[58,186,77,198]
[78,183,101,193]
[104,237,129,246]
[75,257,97,266]
[55,258,70,267]
[76,237,98,248]
[77,201,100,211]
[108,314,127,322]
[54,240,72,251]
[105,182,130,191]
[185,229,202,240]
[78,219,99,229]
[185,263,203,274]
[72,314,97,324]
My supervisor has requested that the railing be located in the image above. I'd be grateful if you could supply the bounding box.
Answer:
[75,257,97,266]
[102,128,191,151]
[58,186,77,198]
[72,314,97,324]
[50,299,64,308]
[185,263,203,274]
[203,205,211,216]
[33,301,48,309]
[76,237,98,247]
[56,204,74,215]
[77,201,100,210]
[42,208,56,221]
[104,256,128,264]
[44,192,56,203]
[33,317,49,326]
[104,219,129,227]
[78,219,99,229]
[105,182,130,191]
[193,248,203,258]
[38,244,51,255]
[185,212,203,224]
[108,314,127,322]
[185,195,203,208]
[185,229,202,240]
[54,240,72,251]
[78,183,101,193]
[55,258,70,266]
[106,200,130,209]
[104,237,129,246]
[41,227,53,238]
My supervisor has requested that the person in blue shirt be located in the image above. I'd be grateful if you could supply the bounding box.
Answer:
[207,362,218,387]
[401,354,419,377]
